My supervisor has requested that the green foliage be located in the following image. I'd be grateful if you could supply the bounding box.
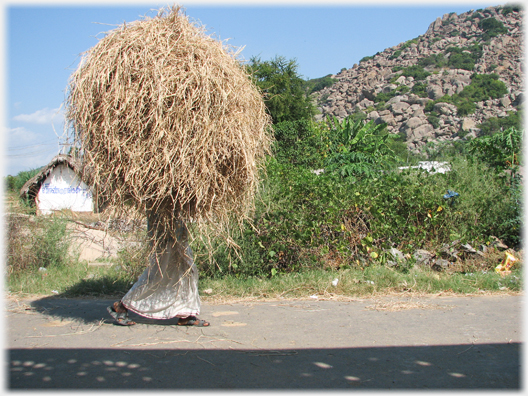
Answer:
[400,65,431,81]
[199,150,523,278]
[423,74,508,117]
[304,74,337,94]
[389,50,402,60]
[479,17,508,40]
[459,73,508,102]
[467,128,523,245]
[374,85,409,103]
[400,38,419,50]
[5,167,41,193]
[445,48,475,71]
[360,55,374,63]
[468,127,522,175]
[272,119,329,169]
[247,55,314,124]
[501,4,522,15]
[418,53,447,69]
[6,215,72,275]
[456,101,477,117]
[411,82,428,98]
[324,116,397,180]
[478,110,522,136]
[427,114,440,128]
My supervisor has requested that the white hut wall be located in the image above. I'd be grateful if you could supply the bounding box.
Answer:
[36,164,93,214]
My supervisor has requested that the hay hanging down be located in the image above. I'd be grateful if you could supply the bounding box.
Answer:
[66,5,272,237]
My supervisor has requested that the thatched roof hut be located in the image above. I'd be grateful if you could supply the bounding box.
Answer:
[19,154,97,215]
[66,6,272,239]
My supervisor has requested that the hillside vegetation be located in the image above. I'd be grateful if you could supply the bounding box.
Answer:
[311,4,523,155]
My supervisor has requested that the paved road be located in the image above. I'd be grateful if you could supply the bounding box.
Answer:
[6,294,522,389]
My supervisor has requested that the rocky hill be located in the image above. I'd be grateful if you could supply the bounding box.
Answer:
[312,4,523,153]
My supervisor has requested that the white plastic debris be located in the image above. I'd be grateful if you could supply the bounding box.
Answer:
[51,290,59,294]
[332,278,339,287]
[38,267,47,272]
[310,295,318,299]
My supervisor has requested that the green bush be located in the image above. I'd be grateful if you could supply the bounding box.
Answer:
[479,17,508,40]
[418,53,447,69]
[273,119,329,169]
[427,114,440,128]
[360,55,374,63]
[7,215,72,275]
[324,116,397,181]
[501,5,522,15]
[424,74,507,117]
[478,110,522,136]
[444,44,482,71]
[400,38,419,50]
[305,75,337,94]
[459,73,508,102]
[247,55,314,123]
[412,83,428,98]
[401,65,431,81]
[456,100,477,116]
[5,167,41,193]
[389,50,402,60]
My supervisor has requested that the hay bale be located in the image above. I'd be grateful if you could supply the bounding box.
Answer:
[66,6,272,236]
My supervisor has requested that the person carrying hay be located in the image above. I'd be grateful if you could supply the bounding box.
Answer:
[108,219,206,326]
[66,6,272,326]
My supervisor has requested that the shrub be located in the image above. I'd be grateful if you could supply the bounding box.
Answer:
[360,55,374,63]
[468,127,522,175]
[305,74,337,94]
[456,100,477,116]
[501,5,522,15]
[418,53,447,69]
[459,73,508,102]
[445,44,482,71]
[273,119,329,169]
[400,38,419,50]
[4,168,41,193]
[478,110,522,136]
[424,74,507,117]
[401,65,431,81]
[6,215,72,275]
[389,50,402,60]
[412,82,428,98]
[479,17,508,39]
[427,114,440,128]
[324,116,397,181]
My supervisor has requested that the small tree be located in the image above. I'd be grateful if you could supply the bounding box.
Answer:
[247,56,315,124]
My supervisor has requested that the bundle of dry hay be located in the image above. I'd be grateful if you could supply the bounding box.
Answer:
[66,6,272,241]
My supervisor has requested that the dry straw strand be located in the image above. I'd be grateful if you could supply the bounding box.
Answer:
[66,5,272,243]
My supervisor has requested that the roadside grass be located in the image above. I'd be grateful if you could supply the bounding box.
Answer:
[4,191,523,300]
[198,265,522,302]
[7,261,522,300]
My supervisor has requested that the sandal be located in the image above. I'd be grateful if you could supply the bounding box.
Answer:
[107,304,136,326]
[177,316,210,327]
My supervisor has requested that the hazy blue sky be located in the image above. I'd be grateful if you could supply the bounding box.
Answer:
[3,1,500,176]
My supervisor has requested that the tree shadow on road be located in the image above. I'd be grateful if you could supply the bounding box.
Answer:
[9,343,520,389]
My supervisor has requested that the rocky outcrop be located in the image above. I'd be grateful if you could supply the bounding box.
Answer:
[312,5,523,153]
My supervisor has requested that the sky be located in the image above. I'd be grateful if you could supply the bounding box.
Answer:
[2,0,502,177]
